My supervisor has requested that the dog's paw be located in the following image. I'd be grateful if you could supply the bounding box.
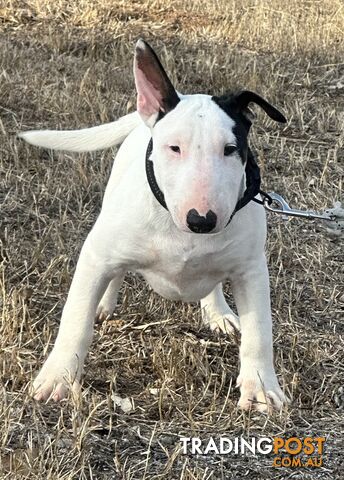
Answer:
[96,305,112,323]
[31,351,82,402]
[96,299,117,322]
[202,310,240,335]
[237,367,287,413]
[96,279,122,322]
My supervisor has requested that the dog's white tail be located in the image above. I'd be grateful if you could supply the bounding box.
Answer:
[18,111,141,152]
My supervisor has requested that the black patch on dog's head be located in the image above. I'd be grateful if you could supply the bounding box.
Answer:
[212,90,286,163]
[212,94,251,163]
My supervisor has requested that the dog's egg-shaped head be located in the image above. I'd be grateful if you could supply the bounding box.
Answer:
[150,95,248,233]
[134,40,286,234]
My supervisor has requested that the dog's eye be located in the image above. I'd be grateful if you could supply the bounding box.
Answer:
[169,145,180,153]
[224,144,237,156]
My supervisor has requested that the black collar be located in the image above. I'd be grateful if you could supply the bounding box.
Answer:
[145,138,262,226]
[145,138,167,209]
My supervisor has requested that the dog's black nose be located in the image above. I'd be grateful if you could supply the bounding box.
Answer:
[186,209,217,233]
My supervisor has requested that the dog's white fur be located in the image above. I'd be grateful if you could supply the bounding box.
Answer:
[22,40,286,412]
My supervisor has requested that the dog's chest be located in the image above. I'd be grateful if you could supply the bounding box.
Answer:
[136,234,232,302]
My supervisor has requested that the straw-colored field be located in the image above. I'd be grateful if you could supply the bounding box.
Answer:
[0,0,343,478]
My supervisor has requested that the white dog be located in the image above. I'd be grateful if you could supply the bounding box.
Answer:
[20,40,288,412]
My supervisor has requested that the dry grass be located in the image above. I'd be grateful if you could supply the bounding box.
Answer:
[0,0,343,478]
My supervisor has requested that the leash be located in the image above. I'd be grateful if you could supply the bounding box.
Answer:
[145,138,344,237]
[261,192,336,221]
[260,192,344,238]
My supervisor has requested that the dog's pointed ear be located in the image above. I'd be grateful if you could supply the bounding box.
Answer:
[134,39,180,127]
[233,90,287,123]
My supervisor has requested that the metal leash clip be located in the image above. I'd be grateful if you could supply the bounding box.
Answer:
[263,192,337,222]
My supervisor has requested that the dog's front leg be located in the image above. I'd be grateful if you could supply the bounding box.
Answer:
[32,238,120,401]
[230,254,286,412]
[201,283,240,334]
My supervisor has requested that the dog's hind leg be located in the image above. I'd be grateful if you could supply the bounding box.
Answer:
[96,276,124,321]
[200,283,240,334]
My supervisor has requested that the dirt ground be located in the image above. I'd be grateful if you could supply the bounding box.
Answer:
[0,0,343,478]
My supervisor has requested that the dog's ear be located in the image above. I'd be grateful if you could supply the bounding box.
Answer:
[134,39,180,127]
[232,90,287,123]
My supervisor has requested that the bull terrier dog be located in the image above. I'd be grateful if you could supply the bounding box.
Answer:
[20,40,287,412]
